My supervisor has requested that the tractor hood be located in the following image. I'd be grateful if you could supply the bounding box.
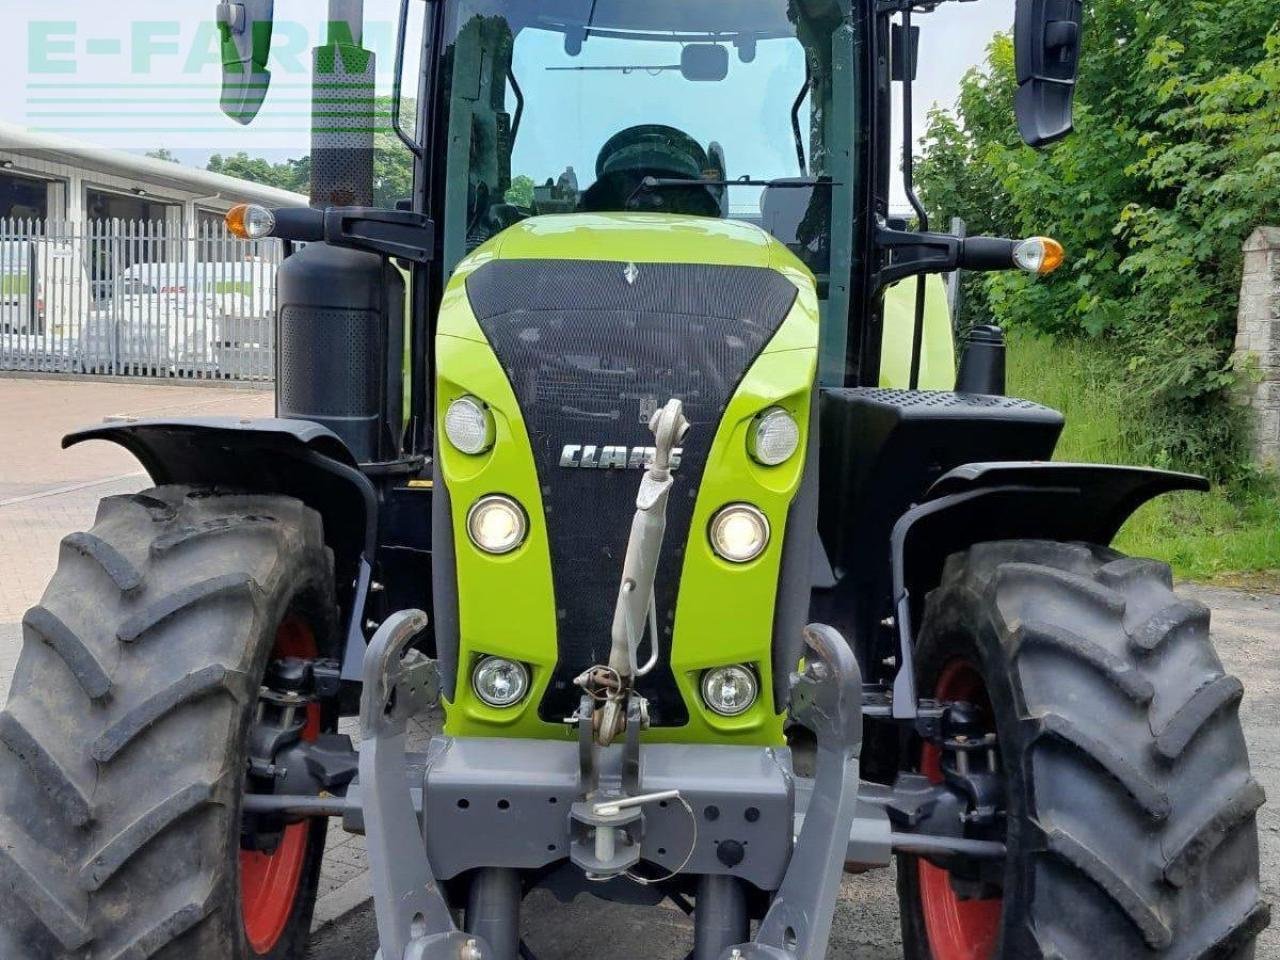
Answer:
[433,212,820,742]
[440,213,817,341]
[468,211,800,268]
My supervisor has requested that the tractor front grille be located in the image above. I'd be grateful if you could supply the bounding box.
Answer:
[466,259,798,724]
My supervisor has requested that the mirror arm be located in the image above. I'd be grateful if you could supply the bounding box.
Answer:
[894,5,931,390]
[392,0,425,158]
[508,68,525,144]
[874,227,962,290]
[263,207,436,264]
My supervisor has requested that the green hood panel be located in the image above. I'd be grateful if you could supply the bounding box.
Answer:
[472,212,800,267]
[440,213,818,347]
[436,214,820,745]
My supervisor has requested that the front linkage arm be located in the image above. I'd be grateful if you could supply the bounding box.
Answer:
[359,610,489,960]
[724,623,864,960]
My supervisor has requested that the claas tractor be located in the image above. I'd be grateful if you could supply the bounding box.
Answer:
[0,0,1268,958]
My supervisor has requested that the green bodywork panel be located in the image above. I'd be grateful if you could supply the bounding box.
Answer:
[436,214,819,745]
[880,276,956,390]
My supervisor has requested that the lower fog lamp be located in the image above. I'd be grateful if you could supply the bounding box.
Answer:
[701,665,759,717]
[472,656,530,708]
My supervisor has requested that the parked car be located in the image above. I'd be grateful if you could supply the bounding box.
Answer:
[0,238,92,336]
[79,259,277,376]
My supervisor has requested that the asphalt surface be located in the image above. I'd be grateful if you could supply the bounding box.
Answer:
[305,875,908,960]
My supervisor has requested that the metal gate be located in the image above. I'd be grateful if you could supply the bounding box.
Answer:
[0,218,283,382]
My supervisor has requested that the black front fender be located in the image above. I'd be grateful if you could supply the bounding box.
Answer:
[886,461,1207,718]
[64,417,379,679]
[64,416,377,556]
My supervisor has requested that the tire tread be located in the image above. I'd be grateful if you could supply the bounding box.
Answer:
[0,486,336,960]
[0,710,93,827]
[90,663,245,763]
[902,539,1267,960]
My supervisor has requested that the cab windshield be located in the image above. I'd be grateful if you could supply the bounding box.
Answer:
[437,0,858,301]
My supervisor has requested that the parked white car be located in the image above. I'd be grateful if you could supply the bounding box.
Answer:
[0,238,92,336]
[79,259,277,376]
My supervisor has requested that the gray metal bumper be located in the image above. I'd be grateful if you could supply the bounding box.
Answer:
[357,614,865,960]
[419,737,795,891]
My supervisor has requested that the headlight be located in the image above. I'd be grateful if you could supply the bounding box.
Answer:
[748,407,800,466]
[701,665,758,717]
[467,495,528,555]
[472,656,530,707]
[708,503,770,563]
[444,396,495,455]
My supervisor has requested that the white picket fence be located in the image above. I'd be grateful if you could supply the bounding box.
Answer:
[0,218,284,382]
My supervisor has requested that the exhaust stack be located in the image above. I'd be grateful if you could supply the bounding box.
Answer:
[312,0,376,208]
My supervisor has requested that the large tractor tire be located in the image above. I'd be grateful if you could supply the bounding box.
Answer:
[898,540,1269,960]
[0,487,339,960]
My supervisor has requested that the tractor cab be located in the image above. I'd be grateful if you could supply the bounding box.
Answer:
[435,2,843,271]
[432,0,867,392]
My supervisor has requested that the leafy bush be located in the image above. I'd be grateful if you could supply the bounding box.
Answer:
[1007,332,1280,580]
[917,1,1280,479]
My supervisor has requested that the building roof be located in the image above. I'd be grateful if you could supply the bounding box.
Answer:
[0,121,309,209]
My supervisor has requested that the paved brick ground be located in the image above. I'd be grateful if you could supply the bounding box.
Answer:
[0,377,274,623]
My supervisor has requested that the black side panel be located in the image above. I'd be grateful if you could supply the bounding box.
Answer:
[467,260,798,725]
[431,455,461,701]
[814,389,1064,677]
[770,390,820,712]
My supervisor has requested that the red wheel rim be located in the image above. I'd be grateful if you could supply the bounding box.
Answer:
[240,617,319,956]
[917,659,1002,960]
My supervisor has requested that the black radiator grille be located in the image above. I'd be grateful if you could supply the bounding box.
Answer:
[466,259,798,724]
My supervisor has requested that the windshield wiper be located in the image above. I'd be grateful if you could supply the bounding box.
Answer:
[625,175,836,209]
[547,64,680,74]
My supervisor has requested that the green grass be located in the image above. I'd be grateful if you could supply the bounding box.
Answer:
[1006,331,1280,582]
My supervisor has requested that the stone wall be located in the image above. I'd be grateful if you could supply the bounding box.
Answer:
[1234,226,1280,468]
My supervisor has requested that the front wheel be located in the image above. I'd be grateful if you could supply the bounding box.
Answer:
[898,540,1269,959]
[0,487,338,959]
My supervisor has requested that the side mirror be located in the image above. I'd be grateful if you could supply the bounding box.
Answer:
[681,45,730,82]
[1013,0,1082,147]
[217,1,275,125]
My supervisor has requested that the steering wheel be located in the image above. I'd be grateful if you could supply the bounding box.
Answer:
[579,124,722,216]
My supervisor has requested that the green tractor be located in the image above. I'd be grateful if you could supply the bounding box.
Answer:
[0,0,1268,958]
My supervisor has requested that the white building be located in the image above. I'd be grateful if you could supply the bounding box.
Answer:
[0,120,307,230]
[0,122,305,380]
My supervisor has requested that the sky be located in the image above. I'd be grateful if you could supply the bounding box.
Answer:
[0,1,1013,204]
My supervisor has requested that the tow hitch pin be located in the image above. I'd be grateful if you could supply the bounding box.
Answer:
[591,789,682,818]
[590,790,684,866]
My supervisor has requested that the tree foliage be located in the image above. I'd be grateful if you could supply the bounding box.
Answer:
[506,175,535,208]
[207,152,312,194]
[917,1,1280,478]
[208,97,415,209]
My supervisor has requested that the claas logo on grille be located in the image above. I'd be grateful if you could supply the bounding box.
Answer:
[559,444,683,470]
